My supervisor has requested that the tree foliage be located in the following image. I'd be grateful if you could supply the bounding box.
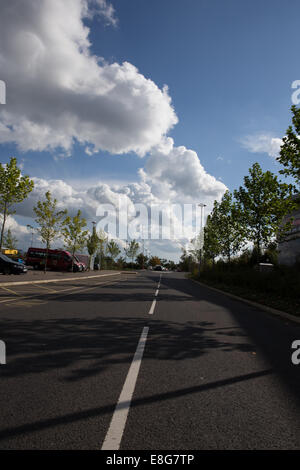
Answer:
[86,225,99,269]
[203,213,220,263]
[149,256,161,267]
[277,105,300,188]
[33,191,66,271]
[0,157,34,249]
[213,191,246,263]
[3,228,18,250]
[125,239,140,264]
[106,240,121,263]
[136,252,148,269]
[61,210,88,268]
[97,228,108,269]
[34,191,66,250]
[234,163,296,256]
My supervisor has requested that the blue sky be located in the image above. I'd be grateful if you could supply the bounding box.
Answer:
[0,0,299,259]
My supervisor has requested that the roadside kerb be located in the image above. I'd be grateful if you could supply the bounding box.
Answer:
[190,278,300,325]
[0,272,123,288]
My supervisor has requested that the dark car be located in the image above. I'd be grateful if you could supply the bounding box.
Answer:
[154,265,163,271]
[0,254,28,275]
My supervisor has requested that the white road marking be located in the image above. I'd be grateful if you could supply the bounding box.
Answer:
[155,289,159,297]
[149,299,157,315]
[101,326,149,450]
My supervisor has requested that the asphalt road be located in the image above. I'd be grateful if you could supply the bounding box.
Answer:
[0,271,299,450]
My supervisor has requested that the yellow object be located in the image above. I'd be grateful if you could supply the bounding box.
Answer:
[2,249,18,255]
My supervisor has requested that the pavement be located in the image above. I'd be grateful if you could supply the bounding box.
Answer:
[0,271,299,450]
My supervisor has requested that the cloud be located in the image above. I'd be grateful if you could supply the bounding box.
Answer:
[0,0,177,156]
[11,161,227,261]
[142,137,227,203]
[87,0,118,26]
[241,133,283,159]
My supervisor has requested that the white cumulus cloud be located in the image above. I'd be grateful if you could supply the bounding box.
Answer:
[0,0,177,156]
[142,137,227,203]
[241,133,283,159]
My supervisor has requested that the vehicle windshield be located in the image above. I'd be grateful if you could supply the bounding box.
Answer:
[0,254,14,263]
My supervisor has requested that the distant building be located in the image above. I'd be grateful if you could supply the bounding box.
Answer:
[278,195,300,266]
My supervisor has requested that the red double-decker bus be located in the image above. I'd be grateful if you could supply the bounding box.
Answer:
[26,248,85,272]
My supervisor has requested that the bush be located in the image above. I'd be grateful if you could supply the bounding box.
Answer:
[198,263,300,300]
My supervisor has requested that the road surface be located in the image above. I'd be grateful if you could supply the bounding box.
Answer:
[0,271,299,450]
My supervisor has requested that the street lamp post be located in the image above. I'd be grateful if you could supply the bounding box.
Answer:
[198,203,206,275]
[27,225,35,247]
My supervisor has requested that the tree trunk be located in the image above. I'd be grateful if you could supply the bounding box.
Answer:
[89,254,94,271]
[0,203,7,251]
[44,245,49,274]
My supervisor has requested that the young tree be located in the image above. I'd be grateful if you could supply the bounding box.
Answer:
[97,228,108,270]
[125,239,140,266]
[136,252,148,269]
[61,210,88,271]
[203,212,220,264]
[213,191,246,263]
[3,228,18,250]
[234,163,296,259]
[149,256,161,267]
[189,233,203,263]
[0,157,34,249]
[277,105,300,188]
[178,249,193,272]
[86,224,99,270]
[33,191,66,272]
[106,240,121,266]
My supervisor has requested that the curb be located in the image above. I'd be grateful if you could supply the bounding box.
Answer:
[190,278,300,325]
[0,272,122,288]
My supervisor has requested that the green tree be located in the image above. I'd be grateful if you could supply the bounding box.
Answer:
[33,191,66,272]
[213,191,246,263]
[0,157,34,250]
[125,239,139,265]
[203,212,220,264]
[97,228,108,270]
[3,228,18,250]
[179,249,194,272]
[149,256,161,267]
[189,233,203,264]
[107,240,121,266]
[234,163,296,259]
[61,210,88,271]
[86,224,99,270]
[136,252,148,269]
[277,105,300,188]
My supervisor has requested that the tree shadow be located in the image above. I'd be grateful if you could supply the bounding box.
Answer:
[0,314,255,382]
[148,274,300,404]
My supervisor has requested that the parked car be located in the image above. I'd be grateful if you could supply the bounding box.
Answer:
[0,254,28,275]
[26,248,83,272]
[154,265,163,271]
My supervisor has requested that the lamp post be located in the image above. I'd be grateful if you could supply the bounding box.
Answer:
[26,224,35,247]
[198,203,206,275]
